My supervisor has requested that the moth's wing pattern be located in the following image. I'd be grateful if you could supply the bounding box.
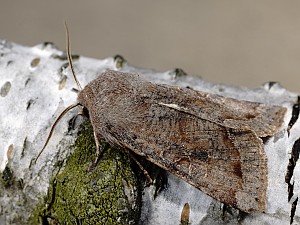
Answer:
[96,79,271,212]
[81,71,285,212]
[115,104,267,212]
[151,83,286,138]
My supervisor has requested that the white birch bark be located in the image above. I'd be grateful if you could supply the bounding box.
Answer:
[0,40,299,225]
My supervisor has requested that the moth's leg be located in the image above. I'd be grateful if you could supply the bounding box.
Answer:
[76,107,104,164]
[93,131,101,164]
[68,106,88,132]
[78,107,85,117]
[127,152,153,184]
[89,136,108,170]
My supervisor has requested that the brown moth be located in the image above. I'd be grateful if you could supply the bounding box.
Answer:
[76,69,286,213]
[37,25,287,213]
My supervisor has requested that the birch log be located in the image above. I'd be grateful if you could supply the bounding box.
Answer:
[0,40,299,225]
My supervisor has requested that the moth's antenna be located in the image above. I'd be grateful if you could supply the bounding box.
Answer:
[35,23,83,163]
[64,22,82,91]
[35,103,80,163]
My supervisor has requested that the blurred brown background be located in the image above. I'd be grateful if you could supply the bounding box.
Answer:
[1,1,300,92]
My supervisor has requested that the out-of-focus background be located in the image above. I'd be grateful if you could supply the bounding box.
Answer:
[1,1,300,92]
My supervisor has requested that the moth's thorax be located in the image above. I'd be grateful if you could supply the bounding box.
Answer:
[77,70,141,110]
[77,71,140,123]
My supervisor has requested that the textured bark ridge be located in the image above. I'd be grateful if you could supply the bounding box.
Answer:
[0,40,299,224]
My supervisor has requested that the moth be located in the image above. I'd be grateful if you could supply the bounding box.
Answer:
[37,25,287,213]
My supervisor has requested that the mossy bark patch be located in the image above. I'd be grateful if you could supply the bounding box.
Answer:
[31,120,140,224]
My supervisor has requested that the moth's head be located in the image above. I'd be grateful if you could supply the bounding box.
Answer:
[77,84,95,111]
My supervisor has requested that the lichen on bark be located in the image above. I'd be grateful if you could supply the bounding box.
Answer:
[30,120,141,224]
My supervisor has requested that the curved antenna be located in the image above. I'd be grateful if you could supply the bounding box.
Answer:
[64,22,83,91]
[35,102,80,163]
[35,23,84,163]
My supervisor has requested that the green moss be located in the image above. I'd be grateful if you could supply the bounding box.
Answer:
[31,120,140,224]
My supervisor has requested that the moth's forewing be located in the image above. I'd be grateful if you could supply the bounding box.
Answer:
[149,83,286,137]
[80,71,286,213]
[118,104,267,212]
